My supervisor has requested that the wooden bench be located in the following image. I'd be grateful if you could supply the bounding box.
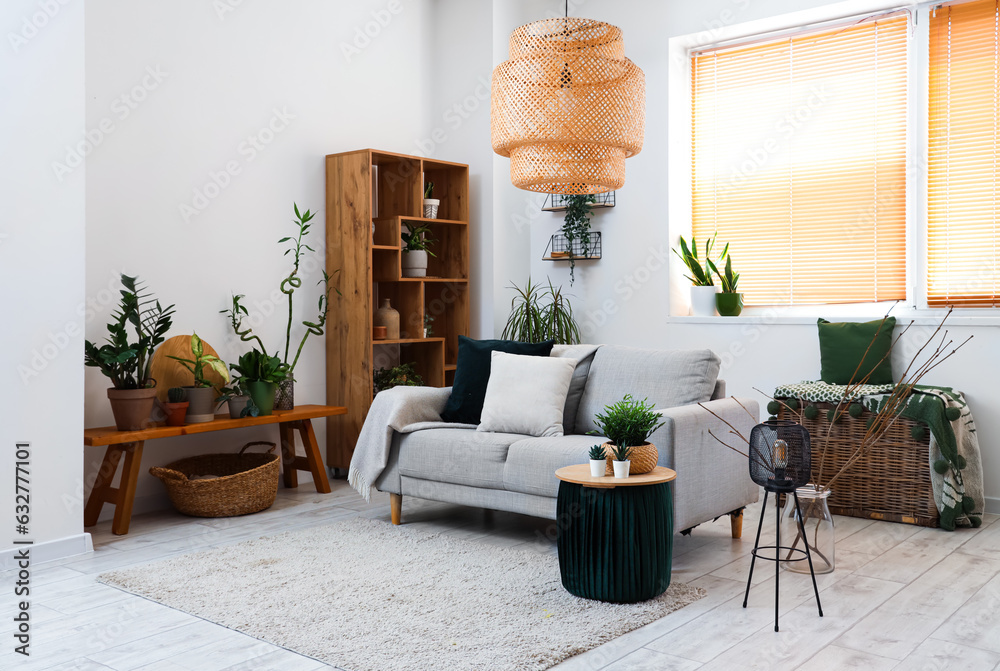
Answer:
[84,404,346,535]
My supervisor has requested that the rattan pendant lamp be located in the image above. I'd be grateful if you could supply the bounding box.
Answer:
[491,3,645,194]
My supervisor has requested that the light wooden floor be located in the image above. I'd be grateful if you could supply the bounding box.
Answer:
[4,479,1000,670]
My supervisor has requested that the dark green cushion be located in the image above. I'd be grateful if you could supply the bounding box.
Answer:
[440,336,555,424]
[817,317,896,384]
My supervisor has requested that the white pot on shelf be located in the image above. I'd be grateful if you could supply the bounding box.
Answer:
[423,198,440,219]
[613,460,631,479]
[589,459,605,478]
[402,249,428,277]
[690,285,720,317]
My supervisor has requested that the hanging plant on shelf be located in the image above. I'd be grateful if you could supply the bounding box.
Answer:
[560,194,595,285]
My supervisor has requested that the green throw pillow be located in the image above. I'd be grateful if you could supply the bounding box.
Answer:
[817,317,896,385]
[441,336,555,424]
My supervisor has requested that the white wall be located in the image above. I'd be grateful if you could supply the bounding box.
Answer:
[0,0,91,564]
[489,0,1000,509]
[84,0,435,518]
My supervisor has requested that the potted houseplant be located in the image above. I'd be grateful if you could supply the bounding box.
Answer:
[373,363,423,395]
[423,313,434,338]
[610,443,633,479]
[501,277,581,344]
[590,394,665,476]
[84,274,175,431]
[673,233,729,317]
[229,350,288,416]
[162,388,189,427]
[401,223,437,278]
[714,254,743,316]
[588,444,605,478]
[216,377,258,419]
[423,181,439,219]
[560,194,595,286]
[166,332,229,423]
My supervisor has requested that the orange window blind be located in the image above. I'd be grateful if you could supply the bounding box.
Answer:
[691,13,909,306]
[928,0,1000,307]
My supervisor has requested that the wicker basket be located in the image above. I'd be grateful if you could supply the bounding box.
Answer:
[603,441,658,475]
[149,441,279,518]
[778,402,938,527]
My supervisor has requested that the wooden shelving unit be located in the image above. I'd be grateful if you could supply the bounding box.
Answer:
[325,149,470,469]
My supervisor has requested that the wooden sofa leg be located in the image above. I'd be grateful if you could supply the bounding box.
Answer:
[390,493,402,525]
[730,509,744,539]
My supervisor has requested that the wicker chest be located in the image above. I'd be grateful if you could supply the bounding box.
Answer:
[778,402,938,527]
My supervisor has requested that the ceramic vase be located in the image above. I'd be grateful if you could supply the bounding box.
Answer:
[374,299,400,339]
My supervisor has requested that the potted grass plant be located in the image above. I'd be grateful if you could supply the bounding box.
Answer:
[501,277,581,344]
[166,332,229,423]
[401,223,437,278]
[673,233,729,317]
[590,394,666,476]
[84,274,175,430]
[588,444,605,478]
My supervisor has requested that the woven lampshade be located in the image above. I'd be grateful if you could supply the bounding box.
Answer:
[491,17,645,195]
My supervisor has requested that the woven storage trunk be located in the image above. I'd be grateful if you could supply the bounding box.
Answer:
[149,441,279,518]
[778,402,938,527]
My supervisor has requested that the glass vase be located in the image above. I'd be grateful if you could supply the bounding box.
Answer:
[779,485,835,574]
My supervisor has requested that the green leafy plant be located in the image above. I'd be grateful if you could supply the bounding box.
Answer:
[591,394,666,449]
[166,333,230,388]
[588,444,604,461]
[424,182,434,199]
[373,363,423,394]
[715,254,740,293]
[84,274,175,389]
[167,387,186,403]
[401,223,437,255]
[610,443,633,462]
[560,194,595,285]
[278,204,340,375]
[424,313,434,336]
[221,294,268,354]
[501,277,581,344]
[229,350,289,385]
[215,378,259,417]
[673,233,729,287]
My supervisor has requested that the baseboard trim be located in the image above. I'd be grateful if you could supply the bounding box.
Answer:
[984,497,1000,516]
[0,533,93,569]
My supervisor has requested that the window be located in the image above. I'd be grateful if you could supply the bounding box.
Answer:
[691,13,909,306]
[928,0,1000,307]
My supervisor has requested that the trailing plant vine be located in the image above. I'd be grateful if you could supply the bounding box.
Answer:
[561,194,595,285]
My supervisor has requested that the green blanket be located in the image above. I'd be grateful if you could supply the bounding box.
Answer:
[774,381,984,530]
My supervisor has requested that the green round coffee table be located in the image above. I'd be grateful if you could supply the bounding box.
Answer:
[555,464,676,603]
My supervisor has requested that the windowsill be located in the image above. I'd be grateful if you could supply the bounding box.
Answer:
[666,307,1000,327]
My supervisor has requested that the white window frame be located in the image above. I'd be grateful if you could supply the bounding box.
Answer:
[667,0,1000,325]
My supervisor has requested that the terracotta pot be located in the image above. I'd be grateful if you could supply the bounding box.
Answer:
[246,381,277,416]
[183,386,219,423]
[163,402,189,427]
[275,379,294,411]
[603,441,658,475]
[107,387,158,431]
[716,292,744,317]
[373,326,388,340]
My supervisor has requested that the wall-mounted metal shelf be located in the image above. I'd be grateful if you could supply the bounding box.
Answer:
[542,231,603,261]
[541,192,616,212]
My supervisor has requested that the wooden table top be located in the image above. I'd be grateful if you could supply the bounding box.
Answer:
[84,404,347,446]
[555,464,677,489]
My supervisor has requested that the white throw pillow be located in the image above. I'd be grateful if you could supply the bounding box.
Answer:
[477,351,577,437]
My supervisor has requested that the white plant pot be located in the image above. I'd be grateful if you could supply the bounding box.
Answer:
[402,249,428,277]
[589,459,605,478]
[613,460,631,479]
[690,285,720,317]
[423,198,440,219]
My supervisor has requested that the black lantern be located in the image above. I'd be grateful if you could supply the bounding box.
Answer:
[743,420,823,631]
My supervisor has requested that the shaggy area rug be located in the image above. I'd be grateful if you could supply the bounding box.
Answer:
[99,517,704,671]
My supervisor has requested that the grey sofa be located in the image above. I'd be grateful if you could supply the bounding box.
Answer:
[374,344,759,536]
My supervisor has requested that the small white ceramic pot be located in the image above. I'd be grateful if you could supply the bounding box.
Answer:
[690,285,720,317]
[589,459,605,478]
[613,460,631,479]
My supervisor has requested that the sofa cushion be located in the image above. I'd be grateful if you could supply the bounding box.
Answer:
[478,352,577,437]
[397,428,523,489]
[550,344,599,434]
[575,346,721,435]
[441,336,555,424]
[818,317,896,384]
[503,434,608,498]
